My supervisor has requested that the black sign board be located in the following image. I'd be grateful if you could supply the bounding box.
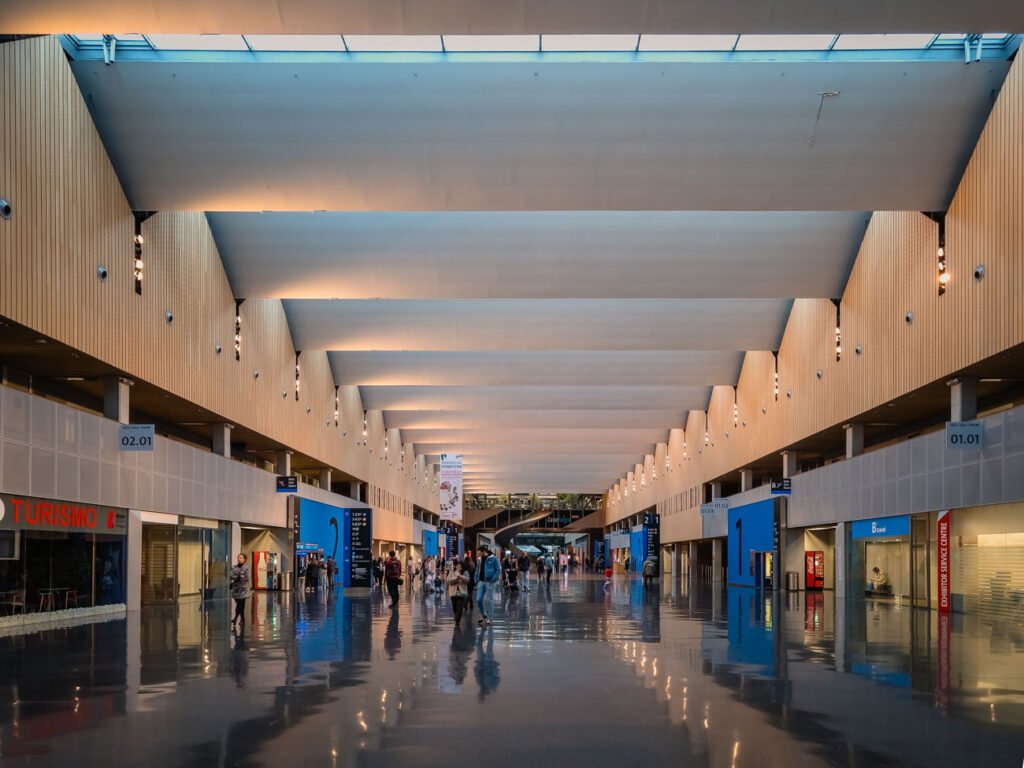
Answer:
[770,478,792,495]
[349,508,373,588]
[643,512,660,562]
[276,475,298,493]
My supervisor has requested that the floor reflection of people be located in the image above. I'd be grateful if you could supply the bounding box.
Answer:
[384,609,402,659]
[229,632,249,688]
[448,624,475,685]
[474,627,501,700]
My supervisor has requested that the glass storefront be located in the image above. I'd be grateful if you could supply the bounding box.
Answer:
[851,515,911,599]
[0,494,127,612]
[141,518,229,604]
[951,502,1024,620]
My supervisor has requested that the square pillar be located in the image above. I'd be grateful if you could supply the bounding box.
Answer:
[781,450,800,479]
[949,376,978,421]
[103,376,133,425]
[711,481,723,499]
[740,469,754,492]
[212,423,233,458]
[688,541,698,578]
[712,538,723,583]
[844,423,864,459]
[275,450,292,477]
[319,468,332,490]
[350,481,363,502]
[670,542,682,582]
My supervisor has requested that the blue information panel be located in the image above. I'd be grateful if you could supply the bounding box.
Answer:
[851,515,911,539]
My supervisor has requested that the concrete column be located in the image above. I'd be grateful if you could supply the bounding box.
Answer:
[350,482,362,502]
[670,542,682,582]
[740,469,754,492]
[688,541,698,578]
[781,450,800,479]
[712,538,723,583]
[275,450,292,477]
[835,521,848,600]
[835,520,848,672]
[212,423,233,458]
[844,423,864,459]
[103,376,133,424]
[319,468,332,490]
[949,376,978,421]
[126,510,142,612]
[711,481,723,499]
[231,521,242,563]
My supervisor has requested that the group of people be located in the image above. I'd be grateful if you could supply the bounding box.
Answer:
[301,555,337,592]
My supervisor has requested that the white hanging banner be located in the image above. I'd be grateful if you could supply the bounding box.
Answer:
[439,453,463,522]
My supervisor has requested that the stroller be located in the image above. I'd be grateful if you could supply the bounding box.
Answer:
[502,560,520,592]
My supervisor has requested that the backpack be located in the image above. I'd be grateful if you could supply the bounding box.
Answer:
[385,558,401,578]
[643,560,657,576]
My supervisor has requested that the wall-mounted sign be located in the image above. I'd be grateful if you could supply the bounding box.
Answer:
[770,478,792,495]
[349,508,373,588]
[851,515,911,540]
[276,476,298,493]
[700,500,729,515]
[118,423,154,451]
[937,510,952,613]
[946,420,982,449]
[0,494,127,535]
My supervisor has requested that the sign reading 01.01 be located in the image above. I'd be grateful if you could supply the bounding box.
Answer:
[946,420,982,449]
[439,453,463,522]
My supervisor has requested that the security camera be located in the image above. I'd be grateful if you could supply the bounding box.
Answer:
[96,265,108,281]
[974,265,985,282]
[0,198,11,220]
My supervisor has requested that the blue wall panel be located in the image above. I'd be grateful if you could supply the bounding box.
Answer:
[727,499,776,588]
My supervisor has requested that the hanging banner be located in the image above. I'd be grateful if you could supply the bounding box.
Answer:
[439,453,463,522]
[937,510,952,613]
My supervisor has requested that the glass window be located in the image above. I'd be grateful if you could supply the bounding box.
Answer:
[832,34,936,50]
[638,34,737,51]
[541,34,639,51]
[734,34,836,51]
[343,35,443,52]
[443,35,539,52]
[147,34,249,51]
[245,34,346,51]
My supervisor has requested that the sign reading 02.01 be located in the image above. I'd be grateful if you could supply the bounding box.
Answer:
[119,423,154,451]
[439,453,463,522]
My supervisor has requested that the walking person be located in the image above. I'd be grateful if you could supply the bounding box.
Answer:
[475,545,500,625]
[545,553,554,585]
[384,550,403,609]
[230,553,251,631]
[447,560,470,625]
[642,555,658,590]
[536,554,546,587]
[463,550,477,613]
[517,552,531,592]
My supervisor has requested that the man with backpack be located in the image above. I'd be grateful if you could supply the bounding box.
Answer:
[474,545,501,625]
[642,555,658,590]
[384,550,403,608]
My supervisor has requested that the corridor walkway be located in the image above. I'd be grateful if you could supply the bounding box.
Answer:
[0,576,1020,767]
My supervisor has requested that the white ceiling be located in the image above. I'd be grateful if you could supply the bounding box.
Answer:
[59,27,1015,492]
[210,211,867,299]
[73,60,1005,211]
[9,0,1024,34]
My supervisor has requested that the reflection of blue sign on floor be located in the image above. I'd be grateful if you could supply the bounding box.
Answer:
[727,588,776,672]
[850,661,911,688]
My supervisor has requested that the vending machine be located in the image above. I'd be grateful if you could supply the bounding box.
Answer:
[805,551,825,590]
[252,551,280,590]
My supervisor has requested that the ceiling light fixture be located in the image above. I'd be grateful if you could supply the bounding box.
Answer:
[294,350,301,400]
[234,298,244,361]
[772,350,780,401]
[831,299,842,361]
[333,385,340,426]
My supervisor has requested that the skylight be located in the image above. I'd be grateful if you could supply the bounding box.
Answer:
[734,34,836,51]
[147,34,249,51]
[833,34,936,50]
[245,34,346,52]
[541,35,639,52]
[638,35,738,51]
[443,35,539,52]
[343,35,443,52]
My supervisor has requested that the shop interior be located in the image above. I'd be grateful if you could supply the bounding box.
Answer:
[141,519,229,604]
[240,525,291,590]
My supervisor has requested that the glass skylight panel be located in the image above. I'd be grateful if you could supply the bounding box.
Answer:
[244,34,345,51]
[832,34,935,50]
[735,34,836,50]
[442,35,539,52]
[113,33,146,42]
[147,34,249,51]
[343,35,443,52]
[638,34,737,51]
[541,34,639,51]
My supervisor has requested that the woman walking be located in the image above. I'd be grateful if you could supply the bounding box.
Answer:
[230,553,251,631]
[447,560,470,625]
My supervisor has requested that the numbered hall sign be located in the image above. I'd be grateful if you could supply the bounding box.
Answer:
[118,424,154,451]
[946,420,983,449]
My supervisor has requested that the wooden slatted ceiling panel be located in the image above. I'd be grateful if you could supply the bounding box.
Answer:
[0,38,431,535]
[608,54,1024,531]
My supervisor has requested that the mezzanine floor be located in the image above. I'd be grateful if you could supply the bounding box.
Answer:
[0,574,1021,767]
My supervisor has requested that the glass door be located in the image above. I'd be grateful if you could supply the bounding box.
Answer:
[141,524,176,604]
[911,516,929,607]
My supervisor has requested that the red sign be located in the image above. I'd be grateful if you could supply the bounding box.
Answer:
[0,494,127,535]
[937,510,951,613]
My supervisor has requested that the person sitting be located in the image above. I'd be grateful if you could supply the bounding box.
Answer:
[867,566,891,595]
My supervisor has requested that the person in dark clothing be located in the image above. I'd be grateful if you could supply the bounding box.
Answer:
[230,554,251,630]
[463,552,477,613]
[517,553,531,592]
[384,550,403,608]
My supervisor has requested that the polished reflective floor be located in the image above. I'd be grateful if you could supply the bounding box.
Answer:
[1,575,1022,767]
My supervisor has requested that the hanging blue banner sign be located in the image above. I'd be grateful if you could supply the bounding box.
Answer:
[851,515,911,539]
